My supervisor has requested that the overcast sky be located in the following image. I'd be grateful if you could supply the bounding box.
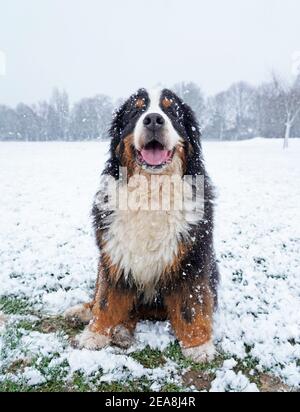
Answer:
[0,0,299,106]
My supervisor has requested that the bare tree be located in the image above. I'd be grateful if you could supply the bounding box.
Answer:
[225,82,257,140]
[272,74,300,148]
[255,82,284,139]
[69,94,113,140]
[205,92,228,140]
[50,88,70,140]
[173,81,205,124]
[204,82,257,140]
[0,105,21,140]
[16,103,41,141]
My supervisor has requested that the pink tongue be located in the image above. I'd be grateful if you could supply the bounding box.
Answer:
[141,148,169,166]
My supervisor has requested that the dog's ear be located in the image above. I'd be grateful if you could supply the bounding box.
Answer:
[182,103,201,152]
[109,101,128,156]
[181,102,205,175]
[100,101,128,179]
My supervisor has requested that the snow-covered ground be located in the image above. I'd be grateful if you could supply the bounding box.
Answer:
[0,138,299,391]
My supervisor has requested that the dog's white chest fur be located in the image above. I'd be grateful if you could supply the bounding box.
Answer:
[103,208,189,291]
[100,155,202,296]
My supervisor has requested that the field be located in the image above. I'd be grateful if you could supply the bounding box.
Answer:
[0,138,299,392]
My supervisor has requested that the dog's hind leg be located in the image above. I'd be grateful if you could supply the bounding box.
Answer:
[64,259,105,326]
[64,302,93,326]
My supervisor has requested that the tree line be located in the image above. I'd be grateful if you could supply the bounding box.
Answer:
[1,74,300,146]
[0,89,114,142]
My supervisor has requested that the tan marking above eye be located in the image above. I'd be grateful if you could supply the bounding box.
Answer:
[135,98,145,109]
[162,97,173,109]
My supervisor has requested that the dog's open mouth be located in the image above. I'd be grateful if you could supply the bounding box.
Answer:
[137,140,174,168]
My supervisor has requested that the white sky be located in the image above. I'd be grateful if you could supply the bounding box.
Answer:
[0,0,299,106]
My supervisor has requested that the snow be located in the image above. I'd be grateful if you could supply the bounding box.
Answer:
[0,324,178,388]
[62,347,178,384]
[20,330,66,357]
[210,368,259,392]
[205,138,300,388]
[209,358,260,392]
[209,358,259,392]
[0,138,300,391]
[129,321,175,352]
[21,367,46,386]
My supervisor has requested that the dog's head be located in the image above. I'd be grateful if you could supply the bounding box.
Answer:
[108,88,202,176]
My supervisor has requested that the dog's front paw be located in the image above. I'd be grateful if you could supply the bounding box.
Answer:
[73,327,110,350]
[64,303,93,326]
[111,325,134,349]
[181,340,216,363]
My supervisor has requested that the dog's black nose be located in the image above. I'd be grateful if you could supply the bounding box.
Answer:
[143,113,165,131]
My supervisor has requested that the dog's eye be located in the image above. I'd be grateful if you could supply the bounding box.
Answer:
[162,97,173,109]
[135,98,145,109]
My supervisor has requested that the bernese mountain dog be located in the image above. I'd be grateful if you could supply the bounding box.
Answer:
[65,88,219,362]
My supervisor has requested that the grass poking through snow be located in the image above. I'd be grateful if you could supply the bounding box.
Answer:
[0,296,294,392]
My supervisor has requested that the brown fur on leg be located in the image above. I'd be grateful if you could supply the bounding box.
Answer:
[165,279,214,349]
[89,270,137,338]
